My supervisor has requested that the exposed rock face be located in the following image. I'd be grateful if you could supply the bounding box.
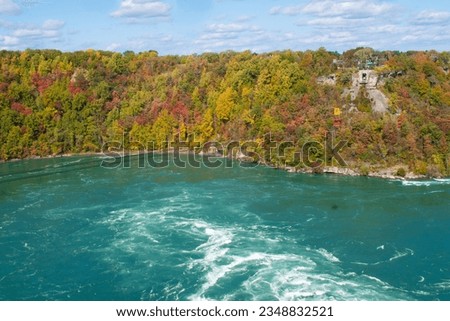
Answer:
[367,88,389,113]
[283,165,427,180]
[350,70,389,113]
[318,70,391,114]
[323,166,359,176]
[324,69,391,114]
[236,151,255,162]
[357,70,389,113]
[317,74,337,86]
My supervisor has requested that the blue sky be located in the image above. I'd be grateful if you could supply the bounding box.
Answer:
[1,0,449,54]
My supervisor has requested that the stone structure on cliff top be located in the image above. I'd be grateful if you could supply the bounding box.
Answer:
[318,70,389,114]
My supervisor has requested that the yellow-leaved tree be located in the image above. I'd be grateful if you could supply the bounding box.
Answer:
[215,87,235,122]
[198,108,214,144]
[151,110,176,150]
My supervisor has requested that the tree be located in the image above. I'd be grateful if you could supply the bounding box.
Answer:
[2,126,22,159]
[151,109,176,149]
[198,109,214,143]
[0,48,448,176]
[215,87,235,121]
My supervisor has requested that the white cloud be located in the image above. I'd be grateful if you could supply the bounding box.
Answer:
[271,0,393,19]
[12,28,40,37]
[235,15,253,23]
[206,23,249,33]
[197,34,271,53]
[299,31,356,45]
[399,24,450,44]
[1,19,66,49]
[367,24,403,34]
[121,33,177,52]
[106,43,122,51]
[195,21,267,52]
[13,28,59,38]
[1,35,19,45]
[12,19,65,39]
[303,0,393,18]
[42,19,65,30]
[0,0,21,15]
[196,23,261,43]
[269,5,303,16]
[415,10,450,24]
[305,16,371,27]
[198,32,238,41]
[270,0,415,51]
[111,0,171,18]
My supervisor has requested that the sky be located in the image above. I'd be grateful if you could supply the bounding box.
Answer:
[0,0,449,54]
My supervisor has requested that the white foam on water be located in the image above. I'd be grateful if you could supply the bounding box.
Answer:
[363,275,390,286]
[190,253,256,300]
[186,218,319,300]
[16,200,42,213]
[190,251,316,301]
[425,190,445,194]
[389,248,414,262]
[434,279,450,290]
[107,207,171,225]
[351,247,415,267]
[98,205,413,301]
[188,224,407,301]
[412,290,431,296]
[402,180,432,187]
[402,179,450,187]
[52,158,83,168]
[65,158,83,165]
[162,282,185,300]
[187,223,236,300]
[316,248,341,263]
[250,263,405,301]
[194,226,233,268]
[80,175,96,185]
[99,207,177,258]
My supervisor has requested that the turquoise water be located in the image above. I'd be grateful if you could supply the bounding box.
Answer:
[0,154,449,301]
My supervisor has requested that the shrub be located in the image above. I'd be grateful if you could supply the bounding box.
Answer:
[396,167,406,177]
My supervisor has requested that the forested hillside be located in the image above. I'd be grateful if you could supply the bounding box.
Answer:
[0,48,449,176]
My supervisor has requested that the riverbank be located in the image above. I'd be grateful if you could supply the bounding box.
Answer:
[0,152,102,163]
[282,165,427,180]
[0,149,441,181]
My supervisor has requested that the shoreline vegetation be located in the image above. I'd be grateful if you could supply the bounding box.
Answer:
[0,149,433,181]
[1,48,449,178]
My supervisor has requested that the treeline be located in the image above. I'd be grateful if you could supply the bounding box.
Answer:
[0,48,449,176]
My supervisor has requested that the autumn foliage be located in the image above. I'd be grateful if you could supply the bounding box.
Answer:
[0,48,449,176]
